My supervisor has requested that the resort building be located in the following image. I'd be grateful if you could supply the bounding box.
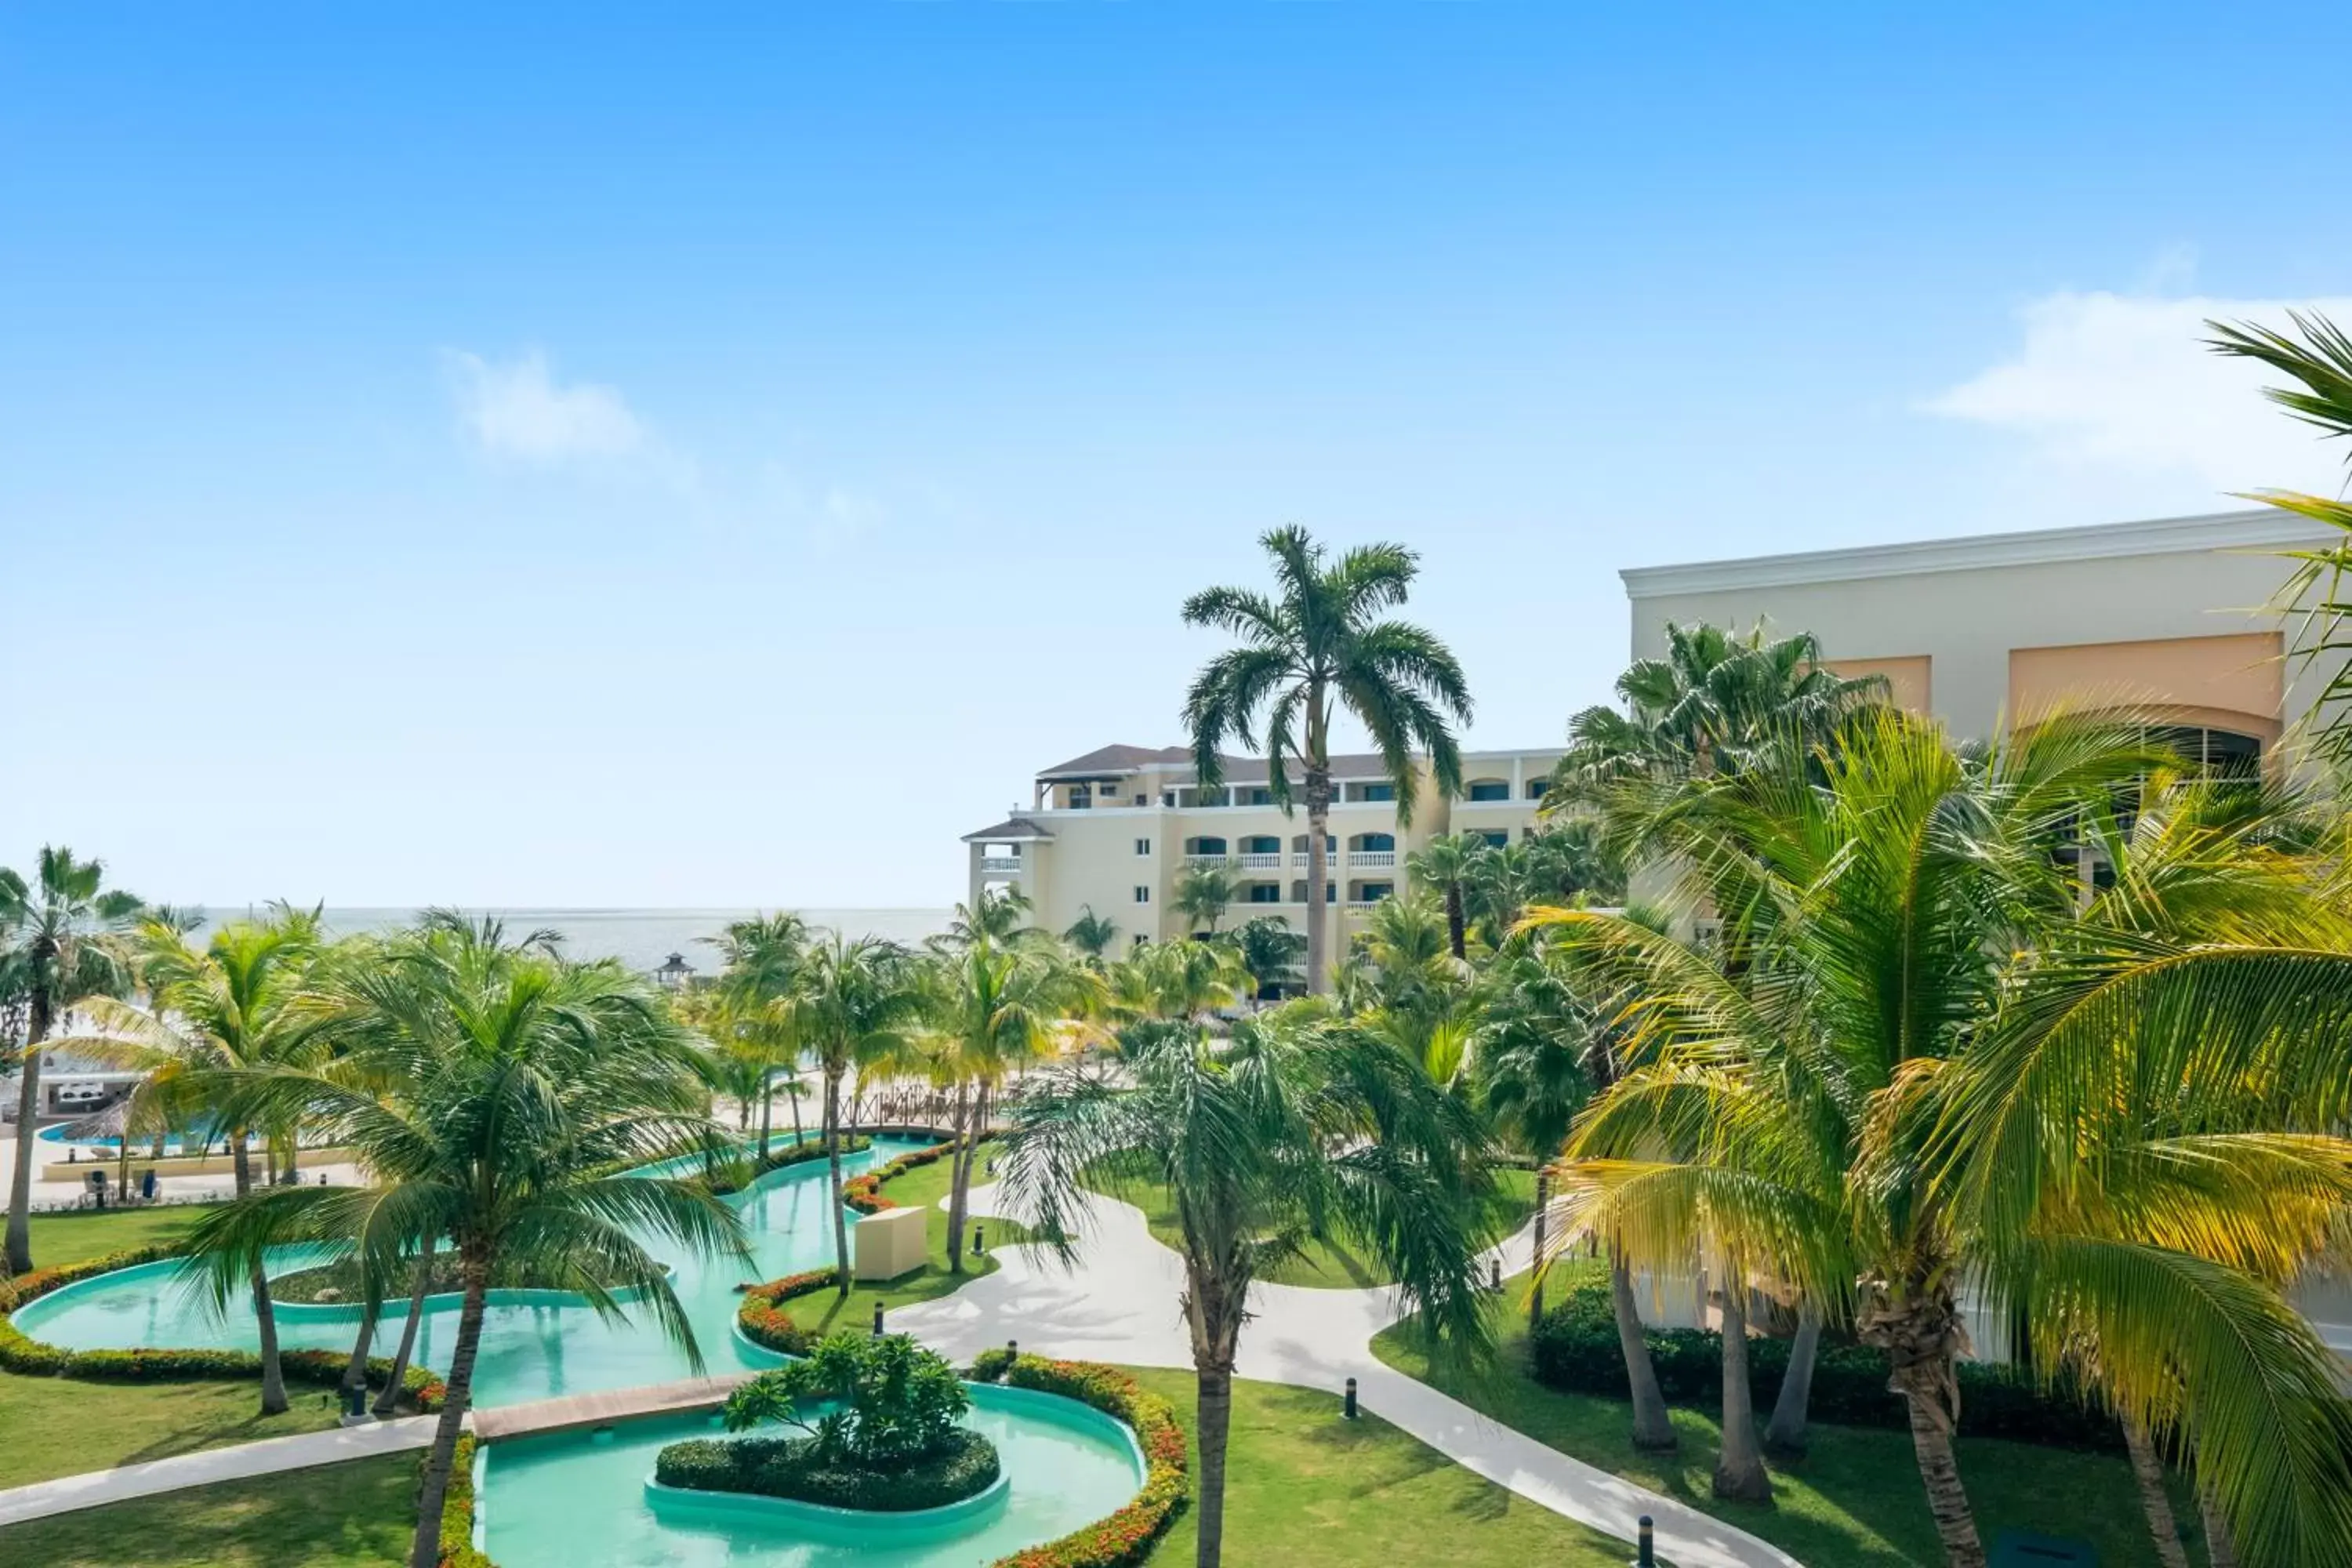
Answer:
[962,744,1564,948]
[1621,506,2341,770]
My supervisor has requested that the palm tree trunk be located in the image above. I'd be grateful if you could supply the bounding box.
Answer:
[373,1238,436,1417]
[342,1305,378,1399]
[1305,766,1332,996]
[1763,1304,1821,1457]
[408,1258,489,1568]
[788,1084,804,1144]
[1866,1285,1985,1568]
[1711,1279,1772,1501]
[2123,1417,2190,1568]
[2200,1486,2238,1568]
[826,1065,851,1297]
[1893,1360,1984,1568]
[1444,882,1466,960]
[1527,1171,1550,1334]
[1195,1364,1235,1568]
[231,1134,289,1415]
[946,1080,974,1272]
[757,1073,773,1160]
[5,989,54,1274]
[1610,1247,1677,1450]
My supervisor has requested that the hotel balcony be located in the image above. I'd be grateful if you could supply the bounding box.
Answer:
[1346,850,1396,868]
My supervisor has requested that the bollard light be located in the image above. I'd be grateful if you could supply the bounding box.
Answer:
[1634,1514,1654,1568]
[1490,1258,1503,1291]
[1007,1338,1018,1359]
[1343,1376,1359,1420]
[974,1225,985,1256]
[872,1300,885,1335]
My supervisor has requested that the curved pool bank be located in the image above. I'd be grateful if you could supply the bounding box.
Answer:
[486,1382,1148,1567]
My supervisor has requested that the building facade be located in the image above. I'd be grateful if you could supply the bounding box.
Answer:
[963,743,1564,949]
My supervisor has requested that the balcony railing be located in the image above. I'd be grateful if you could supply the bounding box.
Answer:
[978,856,1022,873]
[1236,852,1281,869]
[1347,851,1396,868]
[1185,854,1230,869]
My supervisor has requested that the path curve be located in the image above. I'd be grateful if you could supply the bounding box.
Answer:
[897,1183,1802,1568]
[0,1415,445,1529]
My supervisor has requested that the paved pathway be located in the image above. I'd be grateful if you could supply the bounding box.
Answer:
[896,1183,1801,1568]
[0,1416,445,1529]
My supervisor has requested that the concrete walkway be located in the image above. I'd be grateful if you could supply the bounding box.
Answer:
[895,1184,1801,1568]
[472,1375,752,1440]
[0,1416,445,1529]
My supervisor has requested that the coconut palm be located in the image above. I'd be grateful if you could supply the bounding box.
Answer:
[1181,528,1473,996]
[1226,914,1306,1000]
[934,887,1045,953]
[1529,710,2352,1566]
[788,935,923,1296]
[705,913,812,1159]
[52,909,336,1414]
[1000,1011,1495,1568]
[182,913,746,1568]
[2,847,144,1274]
[1404,833,1484,960]
[1062,906,1121,964]
[1172,861,1242,935]
[1108,937,1248,1024]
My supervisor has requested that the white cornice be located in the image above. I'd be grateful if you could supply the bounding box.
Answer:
[1621,510,2338,599]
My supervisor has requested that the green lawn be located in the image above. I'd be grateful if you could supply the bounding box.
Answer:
[1372,1269,2192,1568]
[0,1452,417,1566]
[1087,1164,1539,1289]
[0,1375,350,1489]
[21,1205,211,1269]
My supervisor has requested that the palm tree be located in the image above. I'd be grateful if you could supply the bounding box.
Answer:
[1404,833,1483,960]
[1109,937,1248,1024]
[1062,906,1121,964]
[1530,710,2352,1566]
[1172,861,1241,935]
[53,909,335,1414]
[1000,1012,1494,1568]
[788,935,922,1296]
[184,913,746,1568]
[935,887,1045,953]
[1182,528,1473,996]
[706,913,811,1160]
[2,847,143,1274]
[1226,915,1305,1000]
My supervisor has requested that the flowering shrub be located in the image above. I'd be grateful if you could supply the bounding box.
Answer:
[989,1357,1189,1568]
[434,1434,496,1568]
[840,1139,956,1214]
[735,1266,842,1356]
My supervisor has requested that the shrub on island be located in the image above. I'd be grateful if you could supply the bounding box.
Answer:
[702,1134,873,1198]
[657,1332,999,1511]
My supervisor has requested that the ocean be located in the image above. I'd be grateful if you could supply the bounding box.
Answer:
[188,907,955,978]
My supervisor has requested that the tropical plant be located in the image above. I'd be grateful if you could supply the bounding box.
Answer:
[705,912,812,1159]
[1000,1011,1494,1568]
[1404,833,1483,960]
[1181,527,1474,996]
[1225,914,1305,1000]
[1526,710,2352,1566]
[1106,938,1248,1024]
[935,887,1045,953]
[2,847,143,1275]
[788,935,923,1295]
[51,907,332,1414]
[1171,861,1241,935]
[1062,906,1121,964]
[720,1330,972,1465]
[176,913,748,1568]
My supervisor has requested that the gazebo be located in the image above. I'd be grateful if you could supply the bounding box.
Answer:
[655,952,695,989]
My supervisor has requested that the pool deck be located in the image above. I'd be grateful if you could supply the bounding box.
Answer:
[471,1374,756,1439]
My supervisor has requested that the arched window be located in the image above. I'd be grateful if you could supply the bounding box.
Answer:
[1184,836,1228,856]
[1242,836,1283,855]
[1465,779,1510,801]
[1352,832,1396,851]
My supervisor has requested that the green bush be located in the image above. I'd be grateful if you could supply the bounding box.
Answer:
[655,1425,1000,1512]
[705,1135,873,1197]
[722,1332,971,1466]
[990,1356,1189,1568]
[1528,1283,2121,1453]
[967,1345,1017,1383]
[432,1433,496,1568]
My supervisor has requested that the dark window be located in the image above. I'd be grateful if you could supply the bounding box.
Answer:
[1357,882,1395,902]
[1480,831,1509,848]
[1246,787,1273,805]
[1247,884,1281,904]
[1354,833,1396,851]
[1360,782,1396,803]
[1134,886,1150,903]
[1135,838,1151,855]
[1467,780,1510,801]
[1526,779,1550,799]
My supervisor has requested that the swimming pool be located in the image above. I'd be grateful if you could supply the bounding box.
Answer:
[13,1136,1150,1565]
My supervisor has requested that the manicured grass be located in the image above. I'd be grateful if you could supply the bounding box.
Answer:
[770,1139,1032,1337]
[1120,1365,1626,1567]
[21,1205,211,1269]
[1089,1164,1538,1288]
[1371,1269,2193,1568]
[0,1451,417,1566]
[0,1374,350,1488]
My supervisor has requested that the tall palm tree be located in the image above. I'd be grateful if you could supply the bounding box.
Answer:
[706,913,812,1159]
[1062,906,1121,964]
[2,847,143,1274]
[1182,528,1473,996]
[54,909,333,1414]
[788,935,922,1296]
[1530,710,2352,1566]
[186,913,746,1568]
[1000,1012,1494,1568]
[1404,833,1483,960]
[1172,862,1241,935]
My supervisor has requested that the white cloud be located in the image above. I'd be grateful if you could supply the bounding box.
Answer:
[444,349,648,464]
[1926,287,2352,499]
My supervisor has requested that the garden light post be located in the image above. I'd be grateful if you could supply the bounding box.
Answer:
[871,1300,884,1335]
[1343,1377,1358,1420]
[1633,1515,1654,1567]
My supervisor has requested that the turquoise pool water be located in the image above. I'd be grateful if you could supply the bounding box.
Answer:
[13,1137,1149,1565]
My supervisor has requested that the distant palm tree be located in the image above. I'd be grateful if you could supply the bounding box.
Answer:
[935,887,1044,953]
[1226,915,1305,1000]
[706,913,812,1159]
[1061,906,1121,964]
[187,913,746,1568]
[789,935,923,1296]
[1000,1014,1494,1568]
[2,847,143,1274]
[1182,528,1472,995]
[56,908,332,1414]
[1172,861,1241,934]
[1404,833,1483,960]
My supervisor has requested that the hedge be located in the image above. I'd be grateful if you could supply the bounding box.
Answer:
[843,1139,958,1214]
[1530,1283,2121,1454]
[2,1246,444,1410]
[655,1425,1000,1512]
[434,1433,495,1568]
[736,1266,844,1356]
[703,1135,874,1197]
[976,1356,1189,1568]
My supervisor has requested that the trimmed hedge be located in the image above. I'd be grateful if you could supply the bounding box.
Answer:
[434,1433,495,1568]
[1530,1283,2120,1454]
[2,1247,444,1411]
[655,1425,1000,1512]
[978,1356,1189,1568]
[843,1140,958,1214]
[736,1266,844,1356]
[705,1135,874,1197]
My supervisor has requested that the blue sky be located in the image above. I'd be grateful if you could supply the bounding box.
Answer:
[6,2,2351,909]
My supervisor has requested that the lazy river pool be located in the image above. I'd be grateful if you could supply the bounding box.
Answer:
[13,1138,1146,1566]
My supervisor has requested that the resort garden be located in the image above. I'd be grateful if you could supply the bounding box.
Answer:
[3,318,2352,1568]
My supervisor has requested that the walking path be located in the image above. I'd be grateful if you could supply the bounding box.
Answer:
[895,1183,1802,1568]
[0,1416,444,1530]
[472,1375,752,1440]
